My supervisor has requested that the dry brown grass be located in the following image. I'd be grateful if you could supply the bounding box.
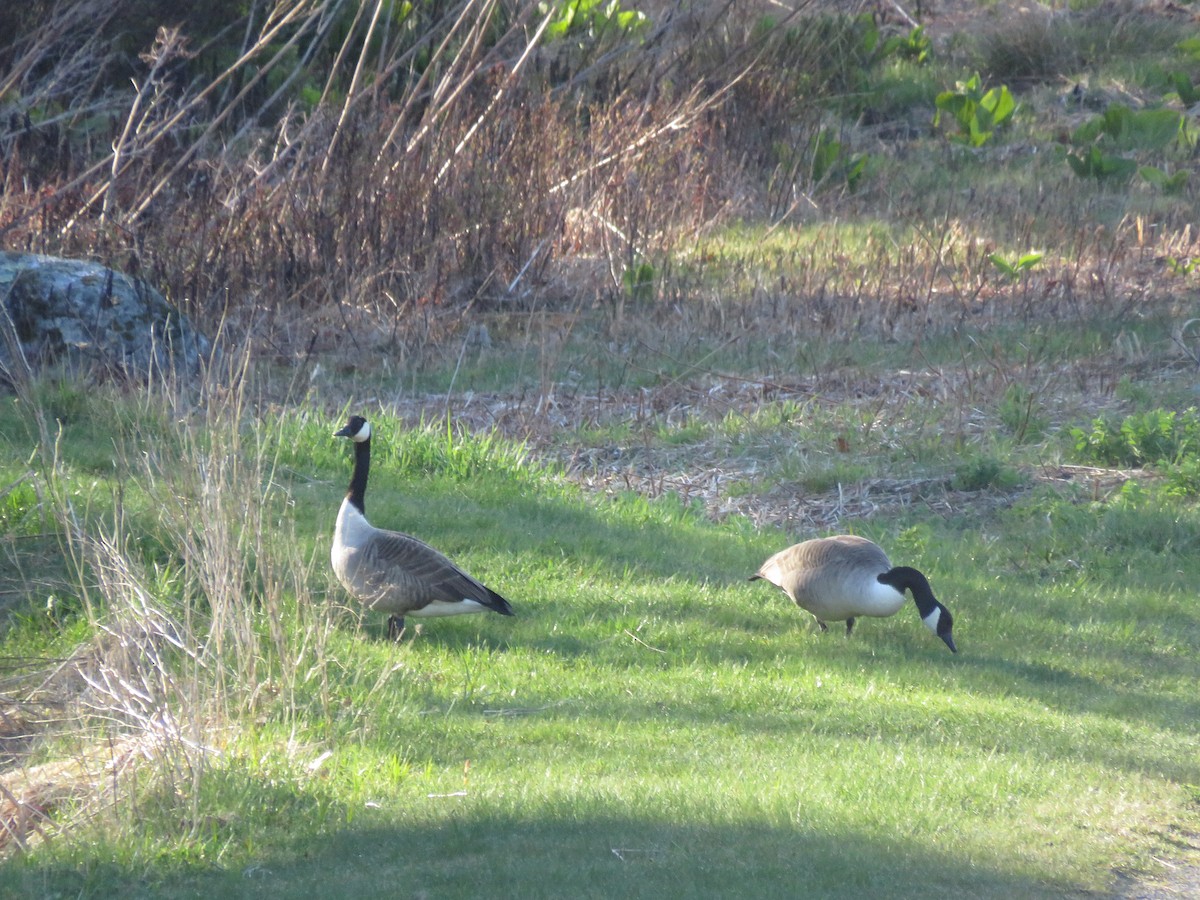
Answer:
[3,0,1194,373]
[0,335,331,856]
[0,0,774,358]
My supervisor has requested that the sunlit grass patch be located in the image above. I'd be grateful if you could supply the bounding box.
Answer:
[2,351,1197,895]
[4,0,1200,891]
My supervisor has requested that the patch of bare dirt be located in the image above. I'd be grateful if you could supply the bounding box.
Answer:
[385,355,1160,534]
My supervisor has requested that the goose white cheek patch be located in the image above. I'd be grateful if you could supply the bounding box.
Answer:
[922,607,941,635]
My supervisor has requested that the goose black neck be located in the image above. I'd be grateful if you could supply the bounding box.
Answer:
[346,435,371,514]
[878,566,939,616]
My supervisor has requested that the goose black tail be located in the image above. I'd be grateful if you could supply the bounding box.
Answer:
[485,588,515,616]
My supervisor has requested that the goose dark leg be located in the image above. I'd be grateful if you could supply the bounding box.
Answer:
[845,617,856,636]
[386,615,405,641]
[815,619,829,632]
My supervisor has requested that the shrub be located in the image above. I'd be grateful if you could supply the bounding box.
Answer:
[1069,408,1200,467]
[934,73,1015,147]
[978,15,1081,84]
[953,456,1024,492]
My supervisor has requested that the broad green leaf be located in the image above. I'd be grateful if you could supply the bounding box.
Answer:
[989,254,1017,278]
[1067,147,1136,181]
[1140,166,1188,194]
[981,85,1015,125]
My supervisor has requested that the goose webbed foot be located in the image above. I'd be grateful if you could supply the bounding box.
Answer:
[386,615,406,642]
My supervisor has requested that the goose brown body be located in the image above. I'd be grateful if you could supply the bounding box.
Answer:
[331,415,514,638]
[751,535,956,652]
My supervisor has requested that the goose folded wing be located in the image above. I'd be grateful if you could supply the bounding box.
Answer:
[367,529,494,605]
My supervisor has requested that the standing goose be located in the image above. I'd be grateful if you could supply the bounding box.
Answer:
[331,415,515,640]
[750,535,956,652]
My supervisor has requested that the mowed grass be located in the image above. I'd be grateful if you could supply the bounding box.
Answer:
[0,379,1197,899]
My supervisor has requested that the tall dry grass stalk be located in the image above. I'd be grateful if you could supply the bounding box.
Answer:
[3,0,1180,364]
[0,339,334,852]
[0,2,729,324]
[0,0,764,353]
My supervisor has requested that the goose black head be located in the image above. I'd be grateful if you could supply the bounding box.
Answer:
[335,415,371,442]
[925,603,957,653]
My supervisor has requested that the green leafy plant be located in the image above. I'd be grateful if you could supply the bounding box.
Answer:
[1069,408,1200,467]
[850,13,915,66]
[1139,165,1188,194]
[809,129,870,192]
[1162,455,1200,496]
[1066,145,1138,182]
[893,24,932,64]
[934,73,1015,146]
[1177,35,1200,62]
[1065,103,1187,182]
[989,251,1043,282]
[952,455,1023,491]
[1071,104,1184,152]
[871,23,931,65]
[1164,256,1196,276]
[623,259,656,303]
[1163,70,1200,105]
[999,383,1048,442]
[541,0,649,41]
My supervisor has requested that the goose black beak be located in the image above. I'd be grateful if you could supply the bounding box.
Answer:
[942,633,957,653]
[334,424,354,438]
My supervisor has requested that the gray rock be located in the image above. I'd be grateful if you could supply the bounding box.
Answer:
[0,252,211,384]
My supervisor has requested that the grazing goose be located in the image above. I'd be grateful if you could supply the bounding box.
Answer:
[331,415,514,640]
[750,535,956,652]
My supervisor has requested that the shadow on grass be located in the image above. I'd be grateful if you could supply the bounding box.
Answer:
[2,811,1072,899]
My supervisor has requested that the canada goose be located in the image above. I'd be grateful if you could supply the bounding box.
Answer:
[750,535,956,652]
[331,415,514,639]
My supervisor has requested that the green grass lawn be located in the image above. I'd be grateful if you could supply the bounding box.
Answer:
[1,369,1197,898]
[6,1,1200,895]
